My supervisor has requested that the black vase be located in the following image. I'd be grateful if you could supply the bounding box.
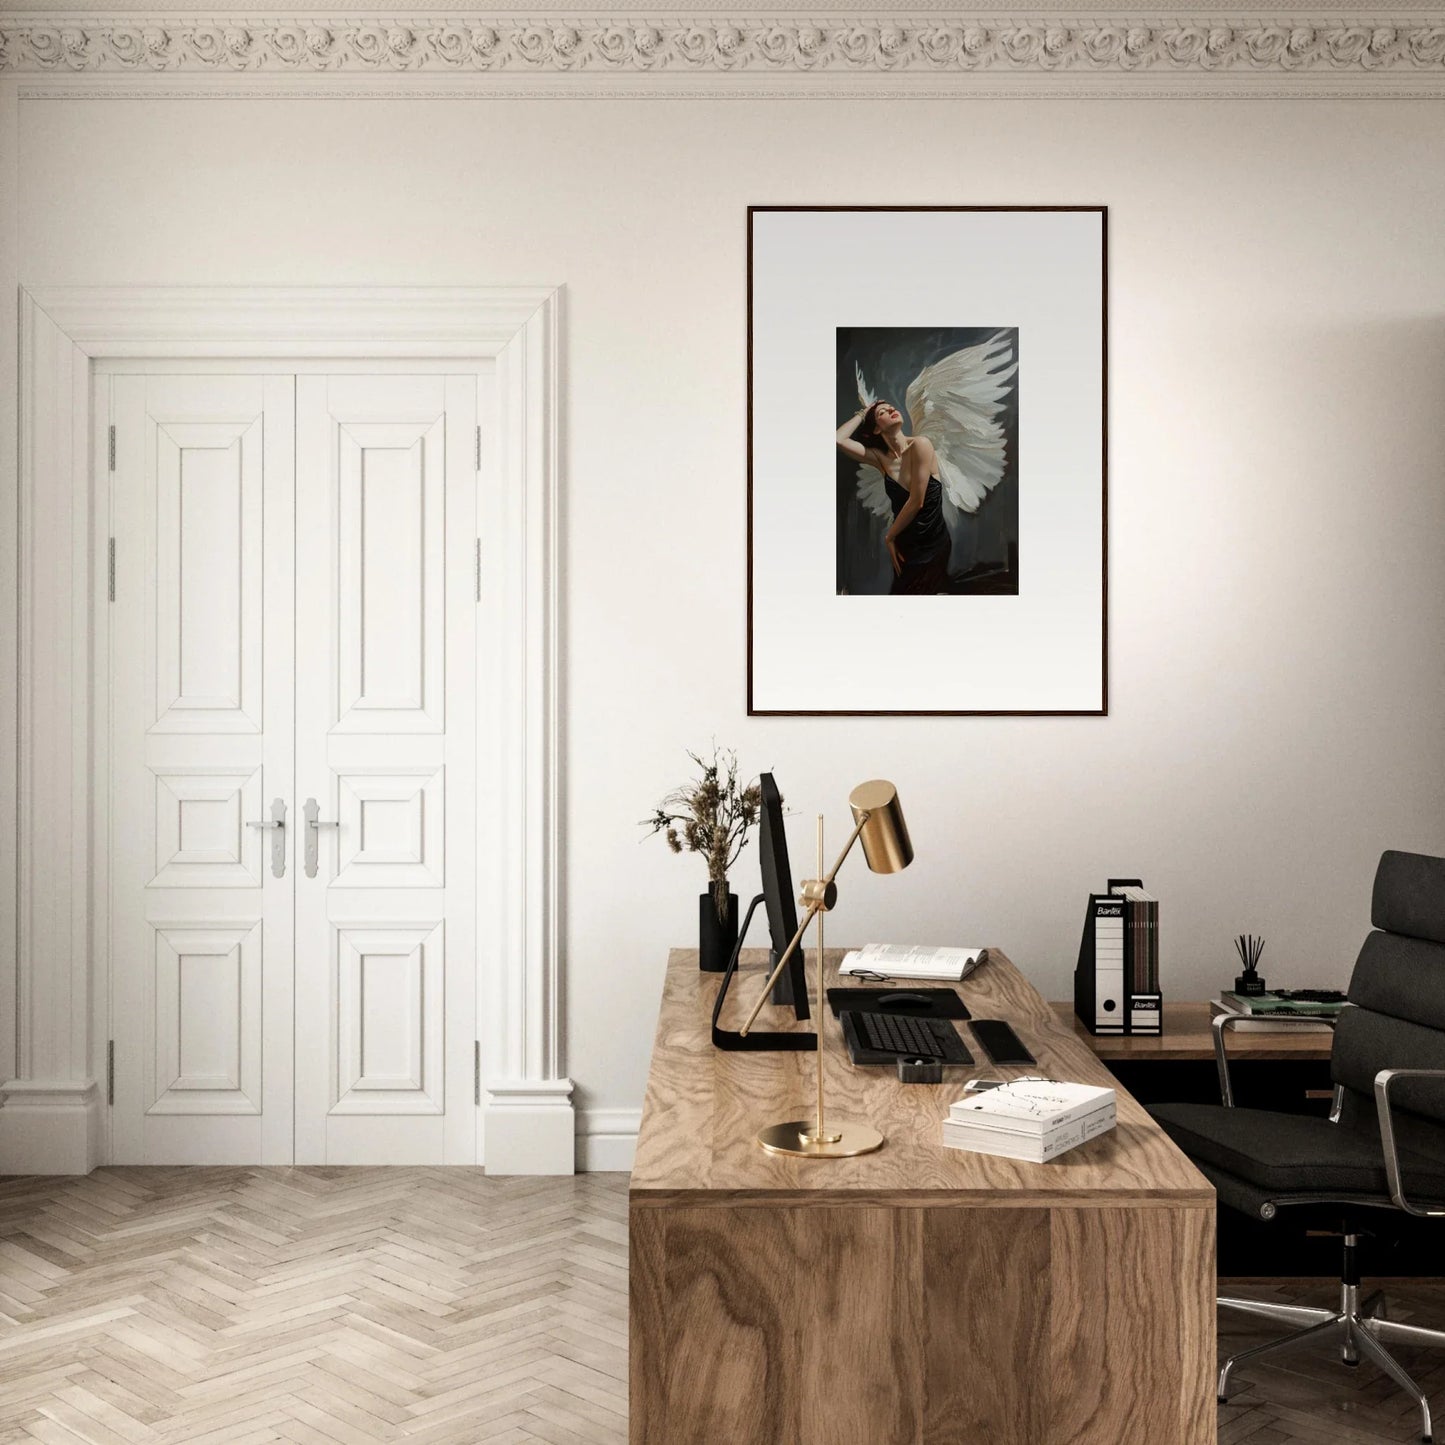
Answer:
[699,887,739,972]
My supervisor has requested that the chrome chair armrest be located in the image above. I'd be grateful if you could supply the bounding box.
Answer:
[1374,1068,1445,1218]
[1213,1010,1340,1109]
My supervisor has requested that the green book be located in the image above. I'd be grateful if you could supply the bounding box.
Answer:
[1221,991,1344,1017]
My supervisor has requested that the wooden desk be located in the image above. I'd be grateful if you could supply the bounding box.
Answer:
[1052,1000,1334,1062]
[630,949,1215,1445]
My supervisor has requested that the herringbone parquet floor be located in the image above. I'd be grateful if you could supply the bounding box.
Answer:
[1,1168,1443,1444]
[0,1168,629,1445]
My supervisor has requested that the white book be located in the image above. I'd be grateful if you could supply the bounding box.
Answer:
[948,1079,1115,1134]
[838,943,985,982]
[942,1103,1116,1163]
[943,1102,1117,1144]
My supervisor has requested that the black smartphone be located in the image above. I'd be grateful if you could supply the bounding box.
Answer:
[970,1019,1036,1066]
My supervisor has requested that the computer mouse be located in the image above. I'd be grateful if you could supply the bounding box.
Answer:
[877,991,932,1010]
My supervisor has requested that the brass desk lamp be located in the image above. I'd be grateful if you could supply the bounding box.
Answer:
[738,779,913,1158]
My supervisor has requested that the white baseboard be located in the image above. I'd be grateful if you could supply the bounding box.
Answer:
[0,1079,638,1176]
[483,1080,576,1175]
[576,1108,640,1173]
[0,1080,103,1175]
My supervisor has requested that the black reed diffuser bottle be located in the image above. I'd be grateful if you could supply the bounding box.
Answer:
[1234,934,1266,996]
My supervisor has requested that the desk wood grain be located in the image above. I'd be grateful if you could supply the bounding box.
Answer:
[629,949,1216,1445]
[1053,999,1334,1061]
[631,949,1213,1208]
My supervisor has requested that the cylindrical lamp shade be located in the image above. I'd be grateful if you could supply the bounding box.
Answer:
[848,780,913,874]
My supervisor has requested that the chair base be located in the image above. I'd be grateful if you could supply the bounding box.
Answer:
[1219,1256,1445,1444]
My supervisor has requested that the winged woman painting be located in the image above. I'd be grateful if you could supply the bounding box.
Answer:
[836,327,1019,596]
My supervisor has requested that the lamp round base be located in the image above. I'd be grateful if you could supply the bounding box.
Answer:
[756,1119,884,1158]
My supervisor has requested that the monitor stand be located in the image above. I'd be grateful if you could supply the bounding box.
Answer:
[711,895,816,1053]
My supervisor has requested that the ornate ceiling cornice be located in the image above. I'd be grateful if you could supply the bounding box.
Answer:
[2,12,1444,85]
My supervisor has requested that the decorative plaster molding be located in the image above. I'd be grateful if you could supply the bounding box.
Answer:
[4,14,1445,78]
[484,1080,577,1174]
[23,285,561,353]
[0,1079,102,1175]
[12,0,1445,13]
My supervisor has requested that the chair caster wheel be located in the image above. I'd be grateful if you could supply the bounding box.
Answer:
[1342,1358,1359,1368]
[1217,1397,1227,1405]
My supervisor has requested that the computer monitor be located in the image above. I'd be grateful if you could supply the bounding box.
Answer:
[758,773,810,1019]
[709,772,815,1051]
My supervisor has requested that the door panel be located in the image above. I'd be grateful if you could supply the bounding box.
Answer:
[152,422,264,732]
[150,767,264,888]
[333,921,444,1113]
[149,922,261,1114]
[333,767,445,889]
[335,419,446,732]
[294,375,477,1164]
[110,375,295,1164]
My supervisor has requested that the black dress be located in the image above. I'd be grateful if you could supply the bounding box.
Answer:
[884,475,953,595]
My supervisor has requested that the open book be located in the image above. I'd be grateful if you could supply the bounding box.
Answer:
[839,943,986,982]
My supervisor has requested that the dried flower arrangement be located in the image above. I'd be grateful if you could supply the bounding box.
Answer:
[643,746,763,922]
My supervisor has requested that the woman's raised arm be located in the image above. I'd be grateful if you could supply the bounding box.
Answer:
[836,408,870,462]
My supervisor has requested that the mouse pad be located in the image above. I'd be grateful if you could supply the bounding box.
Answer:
[826,987,971,1021]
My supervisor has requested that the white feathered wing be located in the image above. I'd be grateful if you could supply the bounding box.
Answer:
[904,331,1016,515]
[851,362,892,520]
[854,362,877,410]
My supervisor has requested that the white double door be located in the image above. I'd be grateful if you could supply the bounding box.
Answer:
[109,369,480,1165]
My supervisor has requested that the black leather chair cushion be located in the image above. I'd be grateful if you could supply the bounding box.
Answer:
[1346,931,1445,1035]
[1149,1102,1445,1199]
[1373,849,1445,946]
[1332,1003,1445,1124]
[1185,1153,1392,1223]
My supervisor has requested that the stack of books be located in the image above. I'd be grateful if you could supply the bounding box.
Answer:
[941,1079,1116,1163]
[1120,886,1159,1000]
[1210,989,1346,1033]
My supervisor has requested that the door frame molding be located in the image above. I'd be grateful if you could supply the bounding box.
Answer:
[4,285,572,1175]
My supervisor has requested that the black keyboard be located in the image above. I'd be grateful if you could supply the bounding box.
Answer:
[841,1010,974,1065]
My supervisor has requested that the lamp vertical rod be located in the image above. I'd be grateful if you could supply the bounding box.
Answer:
[814,815,828,1145]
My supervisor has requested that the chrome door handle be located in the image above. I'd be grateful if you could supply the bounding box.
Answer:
[303,797,339,879]
[246,797,288,878]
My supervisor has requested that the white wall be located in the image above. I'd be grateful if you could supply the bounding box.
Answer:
[15,95,1445,1149]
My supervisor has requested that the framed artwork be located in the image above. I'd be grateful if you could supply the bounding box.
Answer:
[747,205,1107,716]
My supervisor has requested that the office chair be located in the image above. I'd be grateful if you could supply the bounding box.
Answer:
[1150,849,1445,1443]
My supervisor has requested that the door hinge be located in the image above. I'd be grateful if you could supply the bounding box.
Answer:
[474,538,482,603]
[107,538,116,603]
[106,1040,115,1106]
[475,425,482,473]
[107,425,116,472]
[474,1041,481,1106]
